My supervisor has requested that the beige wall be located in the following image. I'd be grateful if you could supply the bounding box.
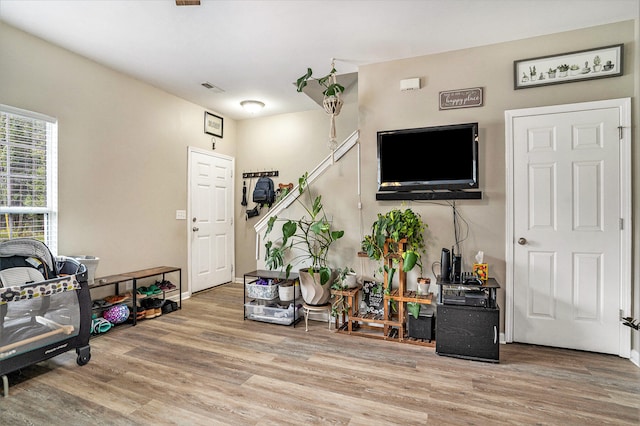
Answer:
[357,20,637,335]
[1,17,638,354]
[238,20,638,352]
[0,21,236,285]
[235,88,358,277]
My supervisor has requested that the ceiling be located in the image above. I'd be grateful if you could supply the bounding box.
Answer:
[0,0,637,120]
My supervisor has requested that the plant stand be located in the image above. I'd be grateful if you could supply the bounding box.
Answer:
[333,240,435,347]
[302,303,332,332]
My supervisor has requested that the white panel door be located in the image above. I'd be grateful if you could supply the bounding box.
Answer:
[190,150,234,293]
[512,107,622,354]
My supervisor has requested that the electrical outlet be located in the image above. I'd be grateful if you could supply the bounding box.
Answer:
[176,210,186,220]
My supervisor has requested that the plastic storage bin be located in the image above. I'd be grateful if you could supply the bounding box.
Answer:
[245,279,278,300]
[244,301,301,325]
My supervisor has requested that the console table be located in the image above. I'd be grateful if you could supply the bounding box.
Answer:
[435,277,500,363]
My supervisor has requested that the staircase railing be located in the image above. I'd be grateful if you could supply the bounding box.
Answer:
[253,129,359,260]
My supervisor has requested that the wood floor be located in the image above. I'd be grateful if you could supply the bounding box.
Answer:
[1,282,638,425]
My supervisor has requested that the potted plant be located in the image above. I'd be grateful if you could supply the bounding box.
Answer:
[296,62,346,148]
[593,55,602,72]
[569,64,580,76]
[557,64,569,77]
[548,67,557,78]
[361,208,427,318]
[330,267,357,319]
[333,266,357,289]
[264,172,344,305]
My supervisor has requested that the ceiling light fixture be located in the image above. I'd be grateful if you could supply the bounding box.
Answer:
[240,100,265,113]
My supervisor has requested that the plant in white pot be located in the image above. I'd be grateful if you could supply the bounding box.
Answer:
[264,172,344,305]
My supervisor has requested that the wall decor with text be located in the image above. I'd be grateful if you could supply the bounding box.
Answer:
[204,111,224,138]
[439,87,484,110]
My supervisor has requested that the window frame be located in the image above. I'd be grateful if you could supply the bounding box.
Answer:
[0,104,58,255]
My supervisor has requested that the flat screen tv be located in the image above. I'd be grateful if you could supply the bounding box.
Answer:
[377,122,479,192]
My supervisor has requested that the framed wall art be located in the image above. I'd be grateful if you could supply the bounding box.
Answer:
[514,43,623,89]
[204,111,223,138]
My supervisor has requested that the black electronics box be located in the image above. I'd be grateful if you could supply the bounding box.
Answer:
[406,304,436,340]
[464,290,489,307]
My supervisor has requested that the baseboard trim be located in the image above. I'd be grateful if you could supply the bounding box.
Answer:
[630,349,639,367]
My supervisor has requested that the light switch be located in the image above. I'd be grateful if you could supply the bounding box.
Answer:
[176,210,186,220]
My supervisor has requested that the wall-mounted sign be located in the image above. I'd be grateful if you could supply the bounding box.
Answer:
[439,87,484,110]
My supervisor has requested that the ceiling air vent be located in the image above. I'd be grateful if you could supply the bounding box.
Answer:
[176,1,201,5]
[201,82,225,93]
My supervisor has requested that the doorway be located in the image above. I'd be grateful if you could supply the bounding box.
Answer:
[188,148,234,294]
[505,98,631,357]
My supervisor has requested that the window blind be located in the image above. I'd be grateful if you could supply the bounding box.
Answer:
[0,105,58,254]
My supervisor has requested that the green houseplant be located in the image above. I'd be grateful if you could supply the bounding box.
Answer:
[296,63,346,148]
[264,172,344,305]
[296,67,345,97]
[361,208,428,318]
[330,266,356,318]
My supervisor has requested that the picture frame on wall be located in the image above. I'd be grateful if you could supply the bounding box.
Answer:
[514,43,623,89]
[204,111,223,138]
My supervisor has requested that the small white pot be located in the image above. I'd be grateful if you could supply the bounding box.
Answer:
[278,283,301,301]
[343,272,358,289]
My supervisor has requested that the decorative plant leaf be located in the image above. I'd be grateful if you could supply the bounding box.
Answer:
[298,172,308,194]
[296,68,313,92]
[265,216,277,236]
[285,264,292,280]
[403,251,418,272]
[312,195,322,217]
[310,220,323,235]
[282,221,297,244]
[331,230,344,241]
[408,302,421,319]
[319,267,331,286]
[384,265,396,289]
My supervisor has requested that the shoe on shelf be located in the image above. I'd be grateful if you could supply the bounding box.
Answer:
[162,299,179,314]
[158,280,177,291]
[104,294,126,304]
[147,284,162,295]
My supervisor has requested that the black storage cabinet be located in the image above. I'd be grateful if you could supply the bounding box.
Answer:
[436,304,499,363]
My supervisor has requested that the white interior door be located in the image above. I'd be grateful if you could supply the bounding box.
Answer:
[189,149,234,293]
[506,99,631,356]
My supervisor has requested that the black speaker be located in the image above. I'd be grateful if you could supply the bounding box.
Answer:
[440,248,451,282]
[452,254,462,282]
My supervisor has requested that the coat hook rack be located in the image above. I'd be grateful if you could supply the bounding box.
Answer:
[242,170,279,179]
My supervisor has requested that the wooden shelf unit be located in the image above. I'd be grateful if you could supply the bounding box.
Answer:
[89,266,182,327]
[333,239,435,346]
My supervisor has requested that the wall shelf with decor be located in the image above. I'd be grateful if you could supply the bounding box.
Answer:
[332,240,435,347]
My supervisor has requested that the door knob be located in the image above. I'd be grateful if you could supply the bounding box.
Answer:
[518,237,527,245]
[192,227,199,232]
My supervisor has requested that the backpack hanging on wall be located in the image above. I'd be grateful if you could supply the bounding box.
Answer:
[252,176,276,207]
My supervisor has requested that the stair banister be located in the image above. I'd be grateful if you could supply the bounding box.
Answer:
[254,129,359,260]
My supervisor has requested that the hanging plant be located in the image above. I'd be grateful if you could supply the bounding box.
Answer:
[296,61,346,149]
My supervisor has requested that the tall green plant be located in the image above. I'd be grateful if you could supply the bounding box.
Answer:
[264,172,344,286]
[361,208,427,274]
[361,208,427,318]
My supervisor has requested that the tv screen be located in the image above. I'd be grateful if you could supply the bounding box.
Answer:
[377,122,479,192]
